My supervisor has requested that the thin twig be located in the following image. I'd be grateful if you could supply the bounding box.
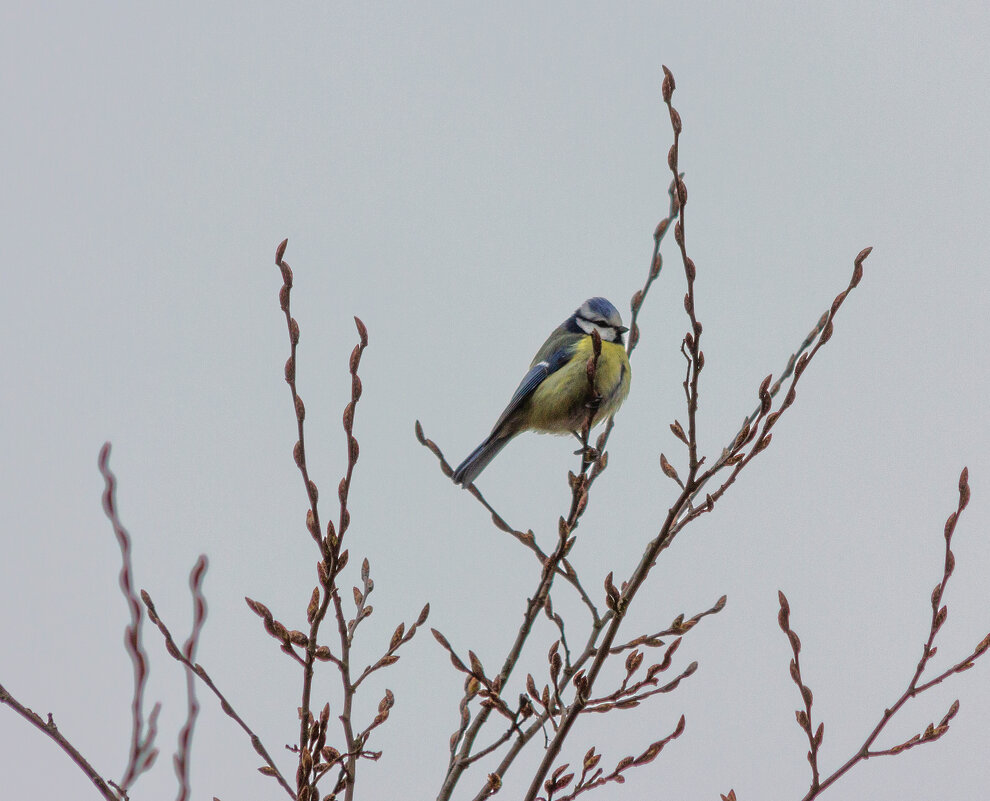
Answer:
[328,315,369,801]
[415,421,601,625]
[0,683,120,800]
[274,240,334,777]
[626,177,680,358]
[276,241,419,801]
[781,467,990,801]
[98,443,160,790]
[174,556,208,801]
[141,591,295,799]
[609,595,726,654]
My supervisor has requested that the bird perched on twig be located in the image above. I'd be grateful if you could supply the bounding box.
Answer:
[452,297,631,486]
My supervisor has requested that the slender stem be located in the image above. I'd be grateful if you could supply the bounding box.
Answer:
[143,591,296,798]
[97,443,158,791]
[175,556,209,801]
[799,469,975,800]
[0,684,120,801]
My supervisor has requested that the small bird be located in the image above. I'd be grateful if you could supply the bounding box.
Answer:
[452,297,631,486]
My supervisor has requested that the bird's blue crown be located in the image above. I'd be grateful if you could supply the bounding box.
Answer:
[583,297,619,320]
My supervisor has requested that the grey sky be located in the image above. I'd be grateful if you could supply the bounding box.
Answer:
[2,2,989,799]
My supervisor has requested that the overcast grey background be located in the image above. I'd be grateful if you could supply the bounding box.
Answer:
[3,2,989,799]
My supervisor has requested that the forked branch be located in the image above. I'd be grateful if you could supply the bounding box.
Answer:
[778,467,989,801]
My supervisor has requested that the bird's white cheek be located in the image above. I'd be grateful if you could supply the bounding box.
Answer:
[575,318,617,341]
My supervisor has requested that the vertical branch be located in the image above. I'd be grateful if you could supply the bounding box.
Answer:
[274,240,328,766]
[661,66,702,480]
[627,174,681,358]
[174,556,208,801]
[276,238,371,801]
[778,592,822,792]
[582,175,681,487]
[98,443,161,790]
[142,591,295,797]
[332,316,369,801]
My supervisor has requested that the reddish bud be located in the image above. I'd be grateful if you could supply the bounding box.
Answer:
[959,466,970,509]
[354,316,369,347]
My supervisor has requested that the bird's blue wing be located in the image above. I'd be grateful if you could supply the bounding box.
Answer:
[490,345,573,434]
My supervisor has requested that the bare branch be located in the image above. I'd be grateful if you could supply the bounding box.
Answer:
[0,683,121,800]
[141,591,295,798]
[415,420,601,624]
[98,443,160,790]
[780,468,988,801]
[174,556,208,801]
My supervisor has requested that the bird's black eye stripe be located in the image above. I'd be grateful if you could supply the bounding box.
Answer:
[578,314,622,333]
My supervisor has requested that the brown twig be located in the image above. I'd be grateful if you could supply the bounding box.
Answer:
[141,590,295,797]
[608,595,727,654]
[626,176,681,358]
[174,556,208,801]
[0,683,121,800]
[471,585,722,801]
[243,597,309,666]
[274,240,334,768]
[583,658,698,712]
[415,421,602,625]
[98,443,161,790]
[276,239,364,799]
[778,467,989,801]
[351,601,431,691]
[675,251,867,527]
[778,591,822,790]
[328,320,369,801]
[275,240,424,801]
[541,717,686,801]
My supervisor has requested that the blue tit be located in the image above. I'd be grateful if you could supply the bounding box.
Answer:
[452,297,631,486]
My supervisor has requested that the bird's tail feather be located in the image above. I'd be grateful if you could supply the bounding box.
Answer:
[452,434,513,486]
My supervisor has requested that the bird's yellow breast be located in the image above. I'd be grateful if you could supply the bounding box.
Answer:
[524,337,631,433]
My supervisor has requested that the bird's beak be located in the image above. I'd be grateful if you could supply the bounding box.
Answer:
[617,325,629,333]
